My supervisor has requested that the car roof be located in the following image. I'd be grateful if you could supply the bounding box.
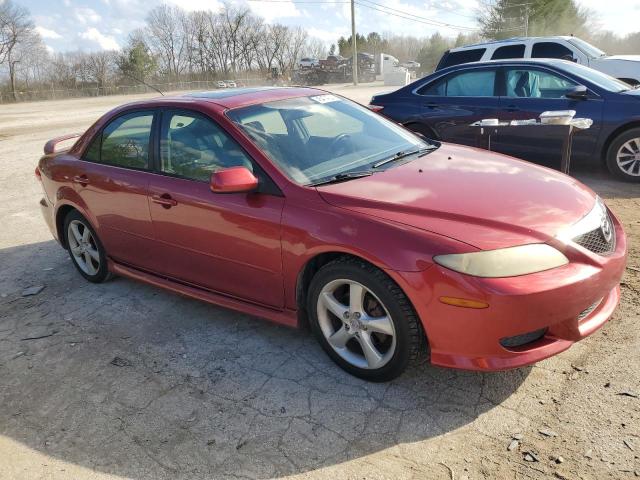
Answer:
[126,86,327,110]
[435,58,571,73]
[451,36,574,52]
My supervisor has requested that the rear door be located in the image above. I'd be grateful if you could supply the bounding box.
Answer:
[496,65,603,163]
[75,110,158,269]
[147,109,285,308]
[415,66,502,147]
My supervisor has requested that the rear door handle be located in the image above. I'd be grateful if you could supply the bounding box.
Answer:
[151,194,178,208]
[505,105,520,112]
[72,175,89,186]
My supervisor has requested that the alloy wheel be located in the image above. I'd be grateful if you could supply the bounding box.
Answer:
[616,138,640,177]
[67,220,100,276]
[316,279,396,370]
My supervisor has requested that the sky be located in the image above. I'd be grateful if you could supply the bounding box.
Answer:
[19,0,640,53]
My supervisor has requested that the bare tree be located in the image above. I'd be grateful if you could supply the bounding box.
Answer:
[146,4,188,78]
[0,0,38,99]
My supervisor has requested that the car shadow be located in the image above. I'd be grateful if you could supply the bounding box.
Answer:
[0,240,531,479]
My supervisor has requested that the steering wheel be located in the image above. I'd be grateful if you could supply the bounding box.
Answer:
[329,133,354,156]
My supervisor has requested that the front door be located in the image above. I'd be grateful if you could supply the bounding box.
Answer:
[148,110,285,308]
[75,110,157,269]
[496,66,604,165]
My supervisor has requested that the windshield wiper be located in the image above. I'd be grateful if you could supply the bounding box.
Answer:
[309,171,373,186]
[372,146,436,169]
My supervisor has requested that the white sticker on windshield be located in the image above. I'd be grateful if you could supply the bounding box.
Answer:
[311,94,339,104]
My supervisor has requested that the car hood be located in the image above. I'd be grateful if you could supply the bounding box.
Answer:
[317,144,596,251]
[601,55,640,62]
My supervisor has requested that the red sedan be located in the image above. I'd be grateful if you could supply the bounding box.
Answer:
[36,87,627,381]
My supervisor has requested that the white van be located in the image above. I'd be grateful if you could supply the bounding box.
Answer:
[436,36,640,85]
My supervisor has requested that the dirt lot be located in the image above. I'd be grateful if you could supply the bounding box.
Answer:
[0,83,638,480]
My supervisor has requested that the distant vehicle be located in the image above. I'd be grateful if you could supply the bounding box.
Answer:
[37,87,626,381]
[216,81,227,88]
[226,81,237,88]
[402,61,421,69]
[436,36,640,85]
[299,57,320,68]
[320,55,346,68]
[370,58,640,181]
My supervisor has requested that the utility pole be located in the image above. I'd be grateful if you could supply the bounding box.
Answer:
[523,5,529,36]
[351,0,358,85]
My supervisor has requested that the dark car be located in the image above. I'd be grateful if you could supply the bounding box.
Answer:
[369,59,640,181]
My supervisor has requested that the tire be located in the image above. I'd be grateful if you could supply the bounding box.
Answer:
[307,257,427,382]
[63,210,112,283]
[606,128,640,182]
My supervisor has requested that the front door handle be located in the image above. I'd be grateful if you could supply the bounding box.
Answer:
[424,103,438,109]
[505,104,520,112]
[72,175,89,186]
[151,194,178,208]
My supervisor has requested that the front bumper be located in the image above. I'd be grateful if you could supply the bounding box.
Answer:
[397,213,627,371]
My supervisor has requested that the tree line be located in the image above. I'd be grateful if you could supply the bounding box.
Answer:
[2,0,640,102]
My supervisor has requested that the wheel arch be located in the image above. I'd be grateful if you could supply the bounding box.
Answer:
[601,121,640,163]
[55,202,96,249]
[294,251,423,333]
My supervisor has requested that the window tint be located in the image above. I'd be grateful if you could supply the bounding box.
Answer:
[531,42,574,60]
[438,48,486,69]
[160,112,253,182]
[491,44,525,60]
[505,68,577,98]
[100,112,153,169]
[419,69,496,97]
[83,135,101,162]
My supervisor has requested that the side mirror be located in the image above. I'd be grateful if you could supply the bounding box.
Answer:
[565,85,588,100]
[210,166,258,194]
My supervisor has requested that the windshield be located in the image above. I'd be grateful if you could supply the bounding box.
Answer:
[567,38,606,58]
[557,61,630,92]
[227,95,431,185]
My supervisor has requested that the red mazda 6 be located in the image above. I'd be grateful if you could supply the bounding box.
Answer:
[36,87,627,381]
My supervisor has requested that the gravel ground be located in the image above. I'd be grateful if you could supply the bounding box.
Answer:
[0,83,638,480]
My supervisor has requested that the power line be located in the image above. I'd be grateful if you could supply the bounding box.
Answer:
[355,0,478,31]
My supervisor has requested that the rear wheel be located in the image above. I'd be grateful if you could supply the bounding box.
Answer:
[307,257,426,382]
[64,210,112,283]
[606,128,640,182]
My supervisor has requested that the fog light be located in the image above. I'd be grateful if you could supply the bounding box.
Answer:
[500,328,547,349]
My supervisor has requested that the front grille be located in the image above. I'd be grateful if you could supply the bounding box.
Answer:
[572,215,615,255]
[577,298,603,321]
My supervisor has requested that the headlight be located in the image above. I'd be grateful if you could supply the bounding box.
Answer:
[433,244,569,278]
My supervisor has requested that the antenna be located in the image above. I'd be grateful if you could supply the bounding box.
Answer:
[122,72,165,96]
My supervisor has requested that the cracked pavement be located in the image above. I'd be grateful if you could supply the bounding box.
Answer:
[0,84,639,479]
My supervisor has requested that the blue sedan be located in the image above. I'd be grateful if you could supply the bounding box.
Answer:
[369,59,640,182]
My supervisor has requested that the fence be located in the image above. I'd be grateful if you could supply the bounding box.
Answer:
[0,78,271,104]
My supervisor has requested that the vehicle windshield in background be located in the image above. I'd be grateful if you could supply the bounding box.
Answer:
[559,61,630,92]
[567,38,606,58]
[227,95,433,186]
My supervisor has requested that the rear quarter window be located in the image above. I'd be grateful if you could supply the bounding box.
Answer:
[437,48,486,70]
[491,44,526,60]
[531,42,574,59]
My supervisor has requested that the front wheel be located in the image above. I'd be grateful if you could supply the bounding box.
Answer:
[307,257,426,382]
[606,128,640,181]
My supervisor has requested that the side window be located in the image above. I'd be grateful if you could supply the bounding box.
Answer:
[491,44,525,60]
[531,42,574,60]
[83,134,101,162]
[438,48,486,69]
[100,112,153,169]
[505,68,577,98]
[160,112,253,182]
[418,70,496,97]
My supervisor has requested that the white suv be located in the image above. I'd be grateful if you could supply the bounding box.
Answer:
[436,36,640,85]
